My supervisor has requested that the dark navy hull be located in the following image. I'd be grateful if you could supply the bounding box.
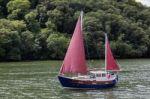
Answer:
[58,75,117,89]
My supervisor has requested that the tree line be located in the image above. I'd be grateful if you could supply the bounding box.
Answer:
[0,0,150,61]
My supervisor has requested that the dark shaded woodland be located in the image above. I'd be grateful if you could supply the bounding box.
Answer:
[0,0,150,61]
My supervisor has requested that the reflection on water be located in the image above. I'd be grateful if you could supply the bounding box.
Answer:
[0,59,150,99]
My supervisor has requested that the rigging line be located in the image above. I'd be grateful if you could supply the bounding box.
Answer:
[81,11,92,67]
[84,32,91,63]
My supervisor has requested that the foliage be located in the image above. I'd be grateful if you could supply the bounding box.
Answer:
[0,0,150,61]
[46,33,69,59]
[7,0,30,19]
[0,29,21,60]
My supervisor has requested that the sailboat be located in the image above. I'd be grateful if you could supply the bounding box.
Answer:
[58,11,120,89]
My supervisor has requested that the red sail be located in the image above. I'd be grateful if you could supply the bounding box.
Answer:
[106,35,120,71]
[59,16,87,74]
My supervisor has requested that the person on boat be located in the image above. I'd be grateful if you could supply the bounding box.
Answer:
[107,73,112,79]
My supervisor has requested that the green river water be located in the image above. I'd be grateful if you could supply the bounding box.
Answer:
[0,59,150,99]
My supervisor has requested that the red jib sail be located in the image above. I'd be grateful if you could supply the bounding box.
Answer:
[59,15,87,74]
[105,34,120,71]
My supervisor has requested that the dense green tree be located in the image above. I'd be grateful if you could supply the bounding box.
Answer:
[0,19,26,32]
[0,0,150,61]
[0,19,26,60]
[20,30,39,60]
[46,33,69,59]
[0,29,21,61]
[25,10,40,33]
[7,0,31,19]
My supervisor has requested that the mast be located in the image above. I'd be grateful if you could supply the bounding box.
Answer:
[78,11,83,76]
[105,33,107,71]
[80,11,83,32]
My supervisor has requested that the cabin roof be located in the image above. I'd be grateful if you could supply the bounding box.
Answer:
[90,71,107,74]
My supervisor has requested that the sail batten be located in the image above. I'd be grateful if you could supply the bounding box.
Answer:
[59,14,87,74]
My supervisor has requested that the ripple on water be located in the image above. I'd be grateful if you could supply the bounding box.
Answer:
[0,59,150,99]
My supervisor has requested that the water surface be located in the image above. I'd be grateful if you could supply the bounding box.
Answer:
[0,59,150,99]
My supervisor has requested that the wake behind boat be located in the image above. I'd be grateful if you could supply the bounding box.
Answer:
[58,11,120,89]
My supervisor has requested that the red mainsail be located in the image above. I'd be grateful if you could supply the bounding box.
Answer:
[105,34,120,71]
[59,15,87,74]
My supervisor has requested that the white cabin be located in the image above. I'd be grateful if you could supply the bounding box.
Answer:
[72,70,116,81]
[89,71,116,81]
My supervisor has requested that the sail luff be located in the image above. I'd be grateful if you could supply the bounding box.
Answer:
[105,33,107,71]
[59,12,87,74]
